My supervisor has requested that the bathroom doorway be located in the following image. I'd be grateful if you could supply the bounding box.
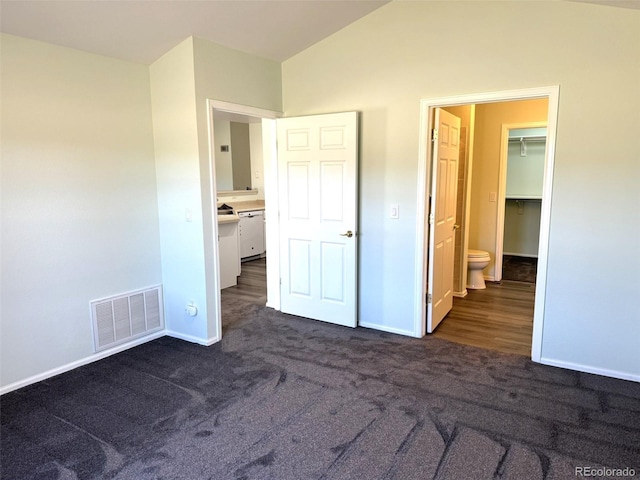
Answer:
[209,101,279,328]
[416,87,559,361]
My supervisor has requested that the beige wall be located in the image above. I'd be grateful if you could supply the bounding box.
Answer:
[470,99,548,278]
[282,1,640,378]
[1,34,162,388]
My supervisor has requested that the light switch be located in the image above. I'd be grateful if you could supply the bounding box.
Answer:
[185,208,193,222]
[390,204,399,219]
[489,192,497,202]
[255,171,261,179]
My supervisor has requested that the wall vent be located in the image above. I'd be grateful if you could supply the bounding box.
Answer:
[90,285,164,352]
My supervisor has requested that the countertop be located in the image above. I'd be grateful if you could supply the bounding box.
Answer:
[217,200,265,223]
[217,213,240,224]
[228,200,265,213]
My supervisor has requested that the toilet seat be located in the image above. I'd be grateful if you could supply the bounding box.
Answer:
[468,249,490,259]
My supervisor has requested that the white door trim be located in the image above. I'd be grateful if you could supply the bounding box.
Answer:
[495,121,547,282]
[415,86,560,363]
[206,100,281,341]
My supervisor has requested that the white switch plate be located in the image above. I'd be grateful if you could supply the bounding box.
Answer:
[390,204,399,219]
[489,192,497,202]
[185,208,193,222]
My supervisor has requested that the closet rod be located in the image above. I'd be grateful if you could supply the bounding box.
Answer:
[508,135,546,142]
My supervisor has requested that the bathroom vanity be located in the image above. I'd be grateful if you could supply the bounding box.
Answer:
[217,199,265,289]
[217,210,241,289]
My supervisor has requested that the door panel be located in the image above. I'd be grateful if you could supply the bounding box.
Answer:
[278,112,358,328]
[427,109,461,333]
[289,239,311,297]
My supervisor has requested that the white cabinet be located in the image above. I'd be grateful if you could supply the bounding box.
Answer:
[238,210,265,259]
[218,220,240,289]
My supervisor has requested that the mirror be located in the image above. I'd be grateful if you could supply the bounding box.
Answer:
[213,110,263,193]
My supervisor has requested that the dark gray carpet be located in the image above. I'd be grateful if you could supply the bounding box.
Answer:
[502,255,537,284]
[2,298,639,479]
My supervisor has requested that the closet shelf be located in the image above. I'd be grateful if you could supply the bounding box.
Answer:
[506,195,542,200]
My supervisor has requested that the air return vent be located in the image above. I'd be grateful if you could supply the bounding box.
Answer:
[90,285,164,352]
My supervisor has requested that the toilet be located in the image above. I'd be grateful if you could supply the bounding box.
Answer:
[467,249,491,290]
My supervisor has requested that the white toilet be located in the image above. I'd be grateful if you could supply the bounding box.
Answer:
[467,249,491,290]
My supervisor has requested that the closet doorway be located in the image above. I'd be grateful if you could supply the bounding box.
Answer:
[495,122,547,284]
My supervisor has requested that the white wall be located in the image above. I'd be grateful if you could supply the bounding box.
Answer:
[1,34,162,389]
[506,141,545,198]
[282,1,640,379]
[192,37,282,342]
[503,200,541,257]
[149,38,211,344]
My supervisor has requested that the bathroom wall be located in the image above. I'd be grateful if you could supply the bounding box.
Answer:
[213,119,233,191]
[230,122,252,190]
[249,123,266,200]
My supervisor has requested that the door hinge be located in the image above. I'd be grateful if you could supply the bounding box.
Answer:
[431,128,438,142]
[426,293,432,304]
[428,213,434,225]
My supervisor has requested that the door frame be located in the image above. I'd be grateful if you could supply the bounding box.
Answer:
[495,121,547,281]
[414,86,560,362]
[206,100,281,340]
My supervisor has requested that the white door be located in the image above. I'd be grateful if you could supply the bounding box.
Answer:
[277,112,358,327]
[427,109,461,333]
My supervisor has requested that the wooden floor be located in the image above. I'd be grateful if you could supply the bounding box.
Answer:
[432,281,535,356]
[221,257,267,306]
[222,259,535,357]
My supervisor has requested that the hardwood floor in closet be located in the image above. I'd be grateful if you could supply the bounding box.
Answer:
[222,259,535,357]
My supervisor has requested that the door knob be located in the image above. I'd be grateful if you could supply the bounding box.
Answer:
[453,224,460,230]
[340,230,354,238]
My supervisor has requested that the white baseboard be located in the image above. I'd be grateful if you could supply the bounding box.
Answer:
[0,330,166,396]
[540,357,640,383]
[484,275,496,282]
[166,330,220,346]
[358,321,415,338]
[453,290,468,298]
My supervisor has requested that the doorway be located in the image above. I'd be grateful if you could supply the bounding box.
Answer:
[415,87,560,362]
[207,101,280,331]
[209,103,360,336]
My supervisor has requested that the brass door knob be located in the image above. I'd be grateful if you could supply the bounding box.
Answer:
[340,230,354,238]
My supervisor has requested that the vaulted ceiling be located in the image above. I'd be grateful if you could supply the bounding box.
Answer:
[0,0,637,65]
[0,0,389,64]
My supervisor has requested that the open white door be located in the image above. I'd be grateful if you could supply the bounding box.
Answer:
[427,108,461,333]
[277,112,358,327]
